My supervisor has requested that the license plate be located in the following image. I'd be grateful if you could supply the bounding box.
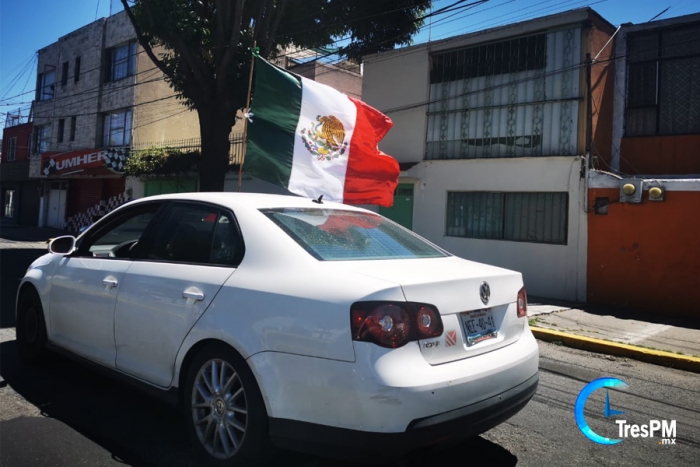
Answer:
[461,308,497,345]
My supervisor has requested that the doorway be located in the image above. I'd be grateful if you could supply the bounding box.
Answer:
[47,181,67,228]
[379,183,414,230]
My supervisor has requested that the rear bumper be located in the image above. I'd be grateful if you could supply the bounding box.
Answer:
[269,372,539,459]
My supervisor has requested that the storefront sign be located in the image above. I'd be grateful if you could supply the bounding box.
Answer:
[41,148,129,177]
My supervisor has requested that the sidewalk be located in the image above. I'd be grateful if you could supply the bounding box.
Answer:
[0,224,70,244]
[528,296,700,373]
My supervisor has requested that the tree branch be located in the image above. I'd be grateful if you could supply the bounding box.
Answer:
[120,0,171,77]
[217,0,245,95]
[140,0,213,85]
[263,0,288,57]
[255,0,275,49]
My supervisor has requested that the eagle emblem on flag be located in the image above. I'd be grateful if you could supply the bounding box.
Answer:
[301,115,349,161]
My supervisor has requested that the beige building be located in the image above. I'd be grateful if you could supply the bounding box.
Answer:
[31,11,199,231]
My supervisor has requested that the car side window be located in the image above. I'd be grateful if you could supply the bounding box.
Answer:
[79,203,161,258]
[137,203,241,266]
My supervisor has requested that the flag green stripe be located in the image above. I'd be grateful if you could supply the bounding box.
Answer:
[244,57,302,187]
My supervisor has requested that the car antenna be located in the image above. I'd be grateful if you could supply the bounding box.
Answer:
[312,195,324,204]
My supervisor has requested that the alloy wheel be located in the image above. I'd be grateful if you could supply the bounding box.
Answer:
[191,358,248,460]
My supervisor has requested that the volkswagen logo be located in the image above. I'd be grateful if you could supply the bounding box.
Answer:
[479,282,490,305]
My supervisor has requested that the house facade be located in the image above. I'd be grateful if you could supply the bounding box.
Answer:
[587,13,700,317]
[30,11,200,232]
[362,8,616,301]
[1,119,39,226]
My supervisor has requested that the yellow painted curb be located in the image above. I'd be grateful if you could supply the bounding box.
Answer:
[531,326,700,374]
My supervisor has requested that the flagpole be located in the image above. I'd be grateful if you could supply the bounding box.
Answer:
[238,41,257,193]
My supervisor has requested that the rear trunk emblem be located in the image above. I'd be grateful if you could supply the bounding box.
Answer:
[445,330,457,347]
[480,282,490,305]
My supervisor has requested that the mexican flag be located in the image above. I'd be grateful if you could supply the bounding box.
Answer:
[243,56,399,207]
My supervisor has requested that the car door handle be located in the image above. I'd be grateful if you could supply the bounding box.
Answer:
[102,277,118,289]
[183,288,205,303]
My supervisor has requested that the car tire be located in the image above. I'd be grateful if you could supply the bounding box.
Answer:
[16,287,50,365]
[183,343,274,466]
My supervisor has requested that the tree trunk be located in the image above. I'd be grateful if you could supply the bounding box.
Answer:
[198,107,234,192]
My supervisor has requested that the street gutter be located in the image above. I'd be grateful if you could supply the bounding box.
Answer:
[531,326,700,374]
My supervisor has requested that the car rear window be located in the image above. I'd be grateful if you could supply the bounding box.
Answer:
[262,208,448,261]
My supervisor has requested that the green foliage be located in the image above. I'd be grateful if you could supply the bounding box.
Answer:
[124,147,200,178]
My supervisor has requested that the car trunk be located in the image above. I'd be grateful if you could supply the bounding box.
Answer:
[332,256,526,365]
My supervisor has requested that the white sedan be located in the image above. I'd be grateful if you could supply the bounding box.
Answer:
[17,193,538,465]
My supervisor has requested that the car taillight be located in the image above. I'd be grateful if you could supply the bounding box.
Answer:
[351,301,444,348]
[517,287,527,318]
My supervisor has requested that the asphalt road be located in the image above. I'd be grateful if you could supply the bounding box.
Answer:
[1,245,699,466]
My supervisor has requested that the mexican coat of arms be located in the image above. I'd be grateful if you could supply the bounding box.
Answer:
[301,115,349,161]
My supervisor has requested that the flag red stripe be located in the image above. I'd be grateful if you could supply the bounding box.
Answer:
[343,97,399,207]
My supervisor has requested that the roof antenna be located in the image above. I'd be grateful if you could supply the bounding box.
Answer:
[312,195,324,204]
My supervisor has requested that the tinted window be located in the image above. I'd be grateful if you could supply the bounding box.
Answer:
[139,203,240,266]
[263,208,447,261]
[84,204,160,258]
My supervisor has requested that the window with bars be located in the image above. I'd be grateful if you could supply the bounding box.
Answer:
[103,109,132,147]
[426,29,581,160]
[446,191,568,245]
[106,41,137,82]
[626,23,700,136]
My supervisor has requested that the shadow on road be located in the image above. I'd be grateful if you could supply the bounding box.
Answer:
[0,248,46,328]
[0,340,518,467]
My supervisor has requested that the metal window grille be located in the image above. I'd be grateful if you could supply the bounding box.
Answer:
[625,23,700,136]
[427,28,581,160]
[446,191,568,245]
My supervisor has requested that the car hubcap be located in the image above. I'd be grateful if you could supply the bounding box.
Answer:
[191,358,247,459]
[24,306,38,344]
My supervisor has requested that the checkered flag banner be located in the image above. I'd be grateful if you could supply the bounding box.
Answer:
[104,147,130,173]
[43,158,57,176]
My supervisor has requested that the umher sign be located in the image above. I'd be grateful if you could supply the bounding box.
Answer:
[41,148,129,177]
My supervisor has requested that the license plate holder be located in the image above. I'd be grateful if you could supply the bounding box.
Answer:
[460,308,497,345]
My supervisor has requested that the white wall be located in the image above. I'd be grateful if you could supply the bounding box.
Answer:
[406,157,587,301]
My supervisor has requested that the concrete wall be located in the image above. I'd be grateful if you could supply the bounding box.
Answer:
[405,157,587,301]
[588,172,700,317]
[360,9,614,300]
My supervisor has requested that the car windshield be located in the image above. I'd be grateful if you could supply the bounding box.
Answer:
[262,208,448,261]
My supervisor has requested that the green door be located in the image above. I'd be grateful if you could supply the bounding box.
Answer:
[379,183,414,230]
[144,179,197,197]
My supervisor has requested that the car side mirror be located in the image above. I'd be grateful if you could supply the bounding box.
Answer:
[48,235,77,255]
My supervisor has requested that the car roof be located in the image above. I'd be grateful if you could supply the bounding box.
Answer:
[127,192,370,213]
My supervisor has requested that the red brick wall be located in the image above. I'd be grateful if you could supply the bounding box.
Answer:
[2,122,33,163]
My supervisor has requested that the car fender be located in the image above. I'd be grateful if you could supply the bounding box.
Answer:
[171,265,405,390]
[17,253,61,335]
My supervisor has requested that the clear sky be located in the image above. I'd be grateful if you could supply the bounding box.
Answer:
[2,0,700,120]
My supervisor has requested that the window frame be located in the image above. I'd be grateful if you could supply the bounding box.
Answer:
[61,61,69,87]
[69,116,77,142]
[445,191,569,245]
[107,41,137,82]
[34,125,52,154]
[74,56,81,83]
[6,137,17,161]
[133,201,246,268]
[37,69,56,101]
[103,108,133,147]
[57,119,65,143]
[625,23,700,137]
[75,201,166,259]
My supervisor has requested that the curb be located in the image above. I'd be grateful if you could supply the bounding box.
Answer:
[531,326,700,374]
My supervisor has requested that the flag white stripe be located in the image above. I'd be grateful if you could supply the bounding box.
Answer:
[288,77,356,202]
